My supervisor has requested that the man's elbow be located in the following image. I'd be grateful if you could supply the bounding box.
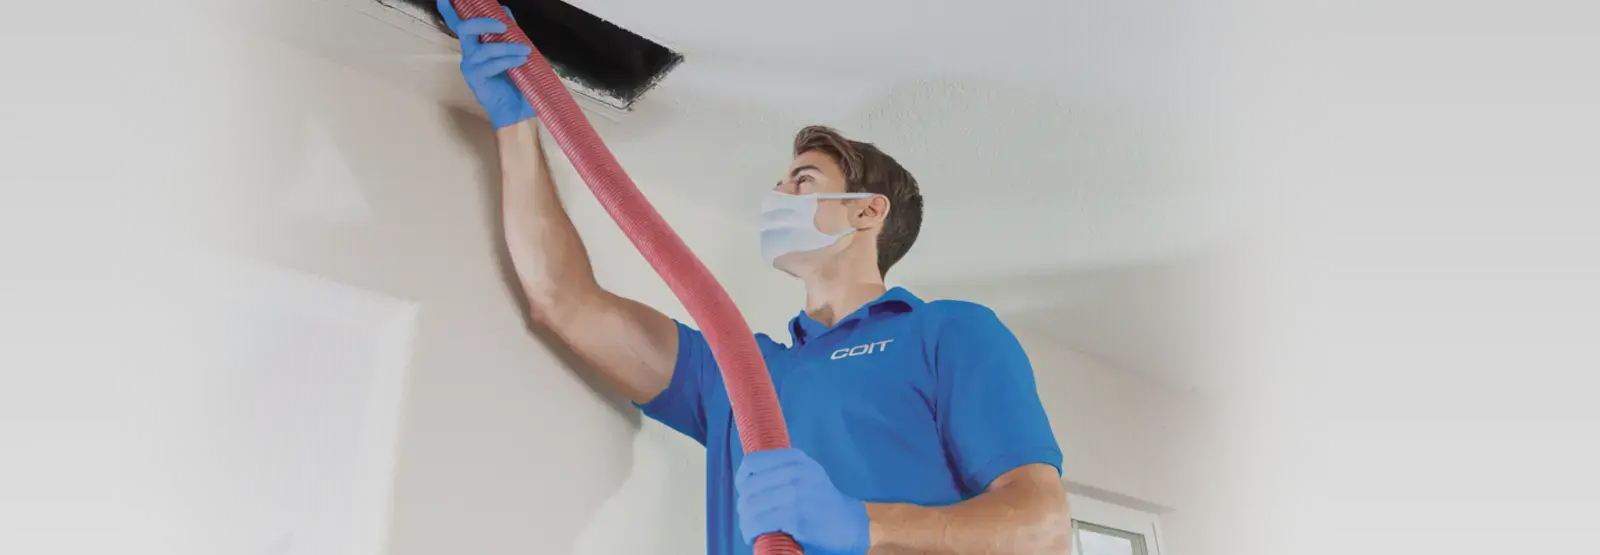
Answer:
[1027,497,1072,555]
[991,503,1070,555]
[1015,468,1070,555]
[970,463,1071,553]
[522,279,600,328]
[986,467,1072,554]
[1044,517,1073,555]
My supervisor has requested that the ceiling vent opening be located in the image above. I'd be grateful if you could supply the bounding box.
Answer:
[386,0,683,112]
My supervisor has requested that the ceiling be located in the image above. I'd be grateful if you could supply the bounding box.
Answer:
[234,0,1238,387]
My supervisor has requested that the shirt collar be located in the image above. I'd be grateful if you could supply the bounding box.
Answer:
[788,286,923,346]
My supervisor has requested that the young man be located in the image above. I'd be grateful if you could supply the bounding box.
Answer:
[439,4,1070,554]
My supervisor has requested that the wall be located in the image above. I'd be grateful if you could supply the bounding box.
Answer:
[1203,379,1299,555]
[1016,331,1211,555]
[225,15,1199,555]
[233,28,731,555]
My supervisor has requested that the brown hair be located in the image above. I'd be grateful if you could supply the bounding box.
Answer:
[793,125,924,277]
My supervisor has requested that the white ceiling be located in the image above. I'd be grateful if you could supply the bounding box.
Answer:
[236,0,1237,387]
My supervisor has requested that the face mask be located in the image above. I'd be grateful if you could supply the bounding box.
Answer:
[760,191,874,267]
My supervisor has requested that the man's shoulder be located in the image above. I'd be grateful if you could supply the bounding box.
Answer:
[913,298,1018,349]
[752,332,790,354]
[918,299,1032,375]
[921,298,1005,326]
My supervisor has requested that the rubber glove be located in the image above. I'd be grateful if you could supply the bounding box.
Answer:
[436,0,536,128]
[735,448,870,555]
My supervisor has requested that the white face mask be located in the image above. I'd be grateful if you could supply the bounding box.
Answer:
[760,191,874,268]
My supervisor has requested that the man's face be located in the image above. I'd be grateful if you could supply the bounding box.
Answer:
[766,150,890,275]
[775,150,853,235]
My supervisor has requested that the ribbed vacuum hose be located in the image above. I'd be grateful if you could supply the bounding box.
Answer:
[446,2,801,553]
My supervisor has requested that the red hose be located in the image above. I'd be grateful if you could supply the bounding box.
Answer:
[446,2,801,553]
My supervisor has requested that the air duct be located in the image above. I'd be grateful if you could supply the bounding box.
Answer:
[382,0,683,113]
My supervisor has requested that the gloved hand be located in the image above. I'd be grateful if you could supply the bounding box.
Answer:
[436,0,536,128]
[735,448,870,555]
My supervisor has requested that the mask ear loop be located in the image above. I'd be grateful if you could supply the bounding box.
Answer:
[812,193,874,238]
[812,192,876,200]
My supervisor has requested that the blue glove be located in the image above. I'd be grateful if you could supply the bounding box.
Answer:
[735,448,870,555]
[436,0,536,128]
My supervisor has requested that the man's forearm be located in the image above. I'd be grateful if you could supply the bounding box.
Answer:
[866,465,1070,555]
[496,119,601,315]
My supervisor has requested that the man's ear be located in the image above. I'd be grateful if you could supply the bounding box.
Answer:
[853,195,891,230]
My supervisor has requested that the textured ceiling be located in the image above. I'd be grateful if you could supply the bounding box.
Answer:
[237,0,1236,386]
[574,5,1232,270]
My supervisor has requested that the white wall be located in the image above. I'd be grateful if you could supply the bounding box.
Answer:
[187,21,720,555]
[1196,379,1292,555]
[1018,332,1212,555]
[223,16,1200,555]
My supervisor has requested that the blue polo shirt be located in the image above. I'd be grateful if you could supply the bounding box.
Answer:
[637,287,1061,555]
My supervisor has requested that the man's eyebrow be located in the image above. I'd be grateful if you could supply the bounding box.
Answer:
[789,165,820,179]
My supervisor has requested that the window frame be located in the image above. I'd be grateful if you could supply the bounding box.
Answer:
[1068,492,1169,555]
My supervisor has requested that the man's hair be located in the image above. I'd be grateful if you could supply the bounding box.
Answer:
[792,125,924,277]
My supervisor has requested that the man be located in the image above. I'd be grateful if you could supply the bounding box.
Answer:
[439,3,1070,554]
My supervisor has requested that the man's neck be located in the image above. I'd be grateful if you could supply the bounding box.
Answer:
[801,267,888,328]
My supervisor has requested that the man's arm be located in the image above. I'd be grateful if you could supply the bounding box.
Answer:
[497,120,682,405]
[439,3,686,408]
[867,464,1070,555]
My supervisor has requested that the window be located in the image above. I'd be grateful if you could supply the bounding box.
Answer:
[1069,493,1168,555]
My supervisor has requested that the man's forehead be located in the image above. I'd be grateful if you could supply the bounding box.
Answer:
[789,150,842,174]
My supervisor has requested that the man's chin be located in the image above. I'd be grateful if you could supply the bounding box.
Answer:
[771,256,813,280]
[772,262,804,279]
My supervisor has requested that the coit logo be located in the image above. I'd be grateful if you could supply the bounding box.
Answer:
[831,339,895,360]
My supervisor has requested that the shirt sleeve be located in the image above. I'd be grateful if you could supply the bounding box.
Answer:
[633,319,714,445]
[933,303,1064,493]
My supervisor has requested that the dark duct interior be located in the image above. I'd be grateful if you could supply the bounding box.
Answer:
[396,0,683,108]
